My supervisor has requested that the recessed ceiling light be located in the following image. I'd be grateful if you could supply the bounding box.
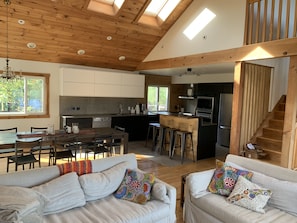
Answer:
[18,19,25,25]
[118,56,125,61]
[77,49,85,55]
[27,42,36,49]
[106,36,112,40]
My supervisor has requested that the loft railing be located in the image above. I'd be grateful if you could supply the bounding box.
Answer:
[245,0,297,44]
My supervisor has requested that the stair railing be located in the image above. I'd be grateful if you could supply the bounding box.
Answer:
[245,0,297,45]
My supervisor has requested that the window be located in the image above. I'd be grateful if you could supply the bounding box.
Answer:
[147,85,169,112]
[87,0,124,16]
[0,72,49,118]
[139,0,181,27]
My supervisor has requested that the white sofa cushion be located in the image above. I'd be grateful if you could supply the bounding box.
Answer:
[225,160,297,216]
[187,170,214,198]
[0,186,46,223]
[43,195,172,223]
[32,172,86,215]
[252,171,297,216]
[78,161,129,201]
[190,192,297,223]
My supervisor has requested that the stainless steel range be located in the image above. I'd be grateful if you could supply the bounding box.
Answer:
[92,116,112,128]
[61,115,112,129]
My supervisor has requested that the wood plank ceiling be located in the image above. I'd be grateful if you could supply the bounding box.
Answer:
[0,0,192,71]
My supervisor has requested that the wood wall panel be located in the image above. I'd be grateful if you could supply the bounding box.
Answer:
[281,56,297,168]
[230,62,271,154]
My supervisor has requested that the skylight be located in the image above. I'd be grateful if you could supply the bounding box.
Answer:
[144,0,181,22]
[183,8,216,40]
[137,0,181,27]
[87,0,124,16]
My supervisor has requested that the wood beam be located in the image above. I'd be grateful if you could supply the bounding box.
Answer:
[137,38,297,71]
[281,55,297,168]
[230,62,245,155]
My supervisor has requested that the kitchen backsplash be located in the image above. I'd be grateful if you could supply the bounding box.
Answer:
[60,96,142,115]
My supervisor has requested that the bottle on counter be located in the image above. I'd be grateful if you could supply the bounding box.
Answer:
[135,104,140,114]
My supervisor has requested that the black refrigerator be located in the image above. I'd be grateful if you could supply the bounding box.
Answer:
[217,93,233,147]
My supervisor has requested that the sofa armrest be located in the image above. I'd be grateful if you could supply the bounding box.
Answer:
[186,169,215,198]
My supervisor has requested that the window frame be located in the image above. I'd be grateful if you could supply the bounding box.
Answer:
[147,85,170,112]
[0,72,50,119]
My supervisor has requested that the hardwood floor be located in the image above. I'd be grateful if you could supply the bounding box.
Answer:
[137,156,217,223]
[130,141,221,223]
[0,140,222,223]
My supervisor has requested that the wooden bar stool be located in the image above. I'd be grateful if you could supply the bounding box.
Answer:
[171,130,195,164]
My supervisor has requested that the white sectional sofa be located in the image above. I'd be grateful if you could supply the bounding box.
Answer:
[0,153,176,223]
[184,154,297,223]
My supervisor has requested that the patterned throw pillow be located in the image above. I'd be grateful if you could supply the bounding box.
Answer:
[227,176,272,213]
[207,165,253,196]
[114,169,155,204]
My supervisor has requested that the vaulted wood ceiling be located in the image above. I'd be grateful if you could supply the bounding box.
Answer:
[0,0,192,71]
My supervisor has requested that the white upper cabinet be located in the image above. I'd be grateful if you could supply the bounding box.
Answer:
[60,68,94,96]
[60,68,144,98]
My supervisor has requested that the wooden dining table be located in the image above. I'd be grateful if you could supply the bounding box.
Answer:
[0,127,129,154]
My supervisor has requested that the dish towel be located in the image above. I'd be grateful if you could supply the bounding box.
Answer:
[58,160,92,176]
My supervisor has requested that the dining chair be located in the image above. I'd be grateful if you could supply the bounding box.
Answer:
[50,135,78,165]
[85,135,112,160]
[0,127,18,160]
[31,127,54,166]
[7,137,42,172]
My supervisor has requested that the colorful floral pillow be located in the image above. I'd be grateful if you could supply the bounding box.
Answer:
[227,176,272,213]
[207,165,253,196]
[114,169,155,204]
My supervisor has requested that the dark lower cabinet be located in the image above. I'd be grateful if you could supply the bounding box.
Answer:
[197,121,217,160]
[111,114,159,141]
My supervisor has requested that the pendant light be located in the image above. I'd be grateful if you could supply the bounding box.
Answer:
[0,0,21,80]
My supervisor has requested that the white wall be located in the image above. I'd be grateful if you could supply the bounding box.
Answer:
[0,59,131,131]
[0,59,60,131]
[250,57,289,111]
[172,72,234,84]
[145,0,246,61]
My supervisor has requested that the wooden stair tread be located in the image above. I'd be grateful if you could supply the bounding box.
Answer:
[263,127,283,132]
[261,148,282,154]
[257,136,282,143]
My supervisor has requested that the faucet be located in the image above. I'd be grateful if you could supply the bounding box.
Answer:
[119,104,123,114]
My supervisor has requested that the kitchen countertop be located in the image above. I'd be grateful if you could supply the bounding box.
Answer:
[61,112,159,118]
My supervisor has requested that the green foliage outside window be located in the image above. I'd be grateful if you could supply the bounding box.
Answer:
[0,76,44,114]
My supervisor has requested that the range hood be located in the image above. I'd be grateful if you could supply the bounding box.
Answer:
[178,95,195,99]
[179,82,196,99]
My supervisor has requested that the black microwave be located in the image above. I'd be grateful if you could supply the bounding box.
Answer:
[197,96,214,111]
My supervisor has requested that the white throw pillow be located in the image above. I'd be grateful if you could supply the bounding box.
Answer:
[252,171,297,216]
[227,176,272,214]
[78,161,129,201]
[151,182,170,204]
[0,186,46,223]
[187,170,214,198]
[32,172,86,215]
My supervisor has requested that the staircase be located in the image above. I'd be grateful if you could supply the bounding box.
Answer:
[255,97,286,165]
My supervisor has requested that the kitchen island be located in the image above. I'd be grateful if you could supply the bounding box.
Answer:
[159,114,217,161]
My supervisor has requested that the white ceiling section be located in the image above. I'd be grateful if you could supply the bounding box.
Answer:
[143,0,246,77]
